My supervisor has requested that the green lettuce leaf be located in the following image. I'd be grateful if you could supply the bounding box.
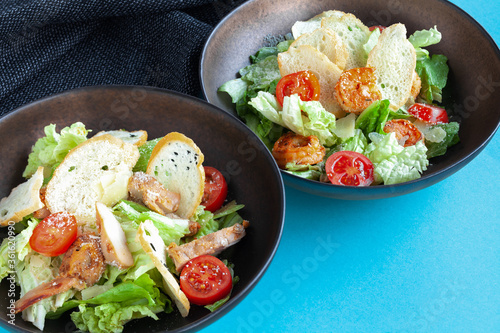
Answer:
[23,122,89,181]
[425,122,460,158]
[408,26,449,104]
[218,43,292,150]
[409,26,442,49]
[249,92,338,146]
[71,303,160,333]
[284,163,323,181]
[204,260,239,312]
[355,100,391,137]
[213,201,245,229]
[15,252,74,330]
[333,129,368,154]
[365,132,429,184]
[218,78,249,103]
[363,28,381,55]
[249,40,293,63]
[189,205,218,239]
[416,54,449,104]
[239,56,282,91]
[49,273,171,333]
[133,138,161,172]
[112,200,190,245]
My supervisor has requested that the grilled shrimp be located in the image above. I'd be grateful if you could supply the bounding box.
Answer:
[272,132,326,169]
[334,67,382,114]
[14,234,105,313]
[383,119,424,147]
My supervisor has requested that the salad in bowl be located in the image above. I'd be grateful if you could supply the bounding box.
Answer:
[0,122,248,333]
[219,10,460,187]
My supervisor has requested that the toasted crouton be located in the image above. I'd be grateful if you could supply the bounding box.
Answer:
[291,28,349,70]
[367,23,417,110]
[95,130,148,146]
[45,134,139,226]
[137,220,190,317]
[146,132,205,219]
[278,45,345,117]
[321,13,371,69]
[291,10,346,39]
[0,167,44,226]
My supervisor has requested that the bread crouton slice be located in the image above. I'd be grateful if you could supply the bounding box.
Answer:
[291,28,349,70]
[321,13,371,69]
[278,44,345,118]
[45,134,139,226]
[291,10,346,39]
[367,23,417,110]
[146,132,205,219]
[0,166,44,226]
[95,130,148,146]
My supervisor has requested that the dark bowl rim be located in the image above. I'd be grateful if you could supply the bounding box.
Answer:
[0,85,287,333]
[199,0,500,193]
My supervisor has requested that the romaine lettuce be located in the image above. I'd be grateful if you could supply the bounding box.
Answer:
[355,100,391,137]
[416,54,449,104]
[249,92,338,146]
[23,122,89,182]
[48,273,171,333]
[408,27,449,104]
[133,138,161,172]
[284,163,323,181]
[365,132,429,184]
[425,122,460,158]
[363,28,381,55]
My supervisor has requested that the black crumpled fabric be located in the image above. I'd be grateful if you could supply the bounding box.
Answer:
[0,0,247,117]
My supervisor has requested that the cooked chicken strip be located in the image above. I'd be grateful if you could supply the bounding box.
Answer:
[128,172,181,215]
[13,277,81,314]
[167,223,247,272]
[14,234,105,313]
[58,234,106,287]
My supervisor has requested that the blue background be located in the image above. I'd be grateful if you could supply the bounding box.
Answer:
[1,0,498,332]
[201,0,500,332]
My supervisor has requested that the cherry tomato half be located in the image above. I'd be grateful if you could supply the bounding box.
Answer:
[408,103,449,124]
[29,212,78,257]
[276,70,320,106]
[325,151,374,186]
[369,25,386,32]
[201,166,228,212]
[180,255,232,306]
[383,119,424,147]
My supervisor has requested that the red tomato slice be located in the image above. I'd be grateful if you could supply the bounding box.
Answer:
[180,255,233,306]
[408,103,449,124]
[325,151,374,186]
[30,212,78,257]
[201,166,228,212]
[276,70,320,106]
[369,25,386,32]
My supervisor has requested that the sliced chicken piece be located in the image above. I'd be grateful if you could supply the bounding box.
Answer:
[13,277,82,313]
[14,234,106,313]
[128,172,181,215]
[96,202,134,269]
[167,223,247,272]
[137,220,190,317]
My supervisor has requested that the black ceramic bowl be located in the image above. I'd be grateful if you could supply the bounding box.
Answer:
[0,86,285,332]
[200,0,500,200]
